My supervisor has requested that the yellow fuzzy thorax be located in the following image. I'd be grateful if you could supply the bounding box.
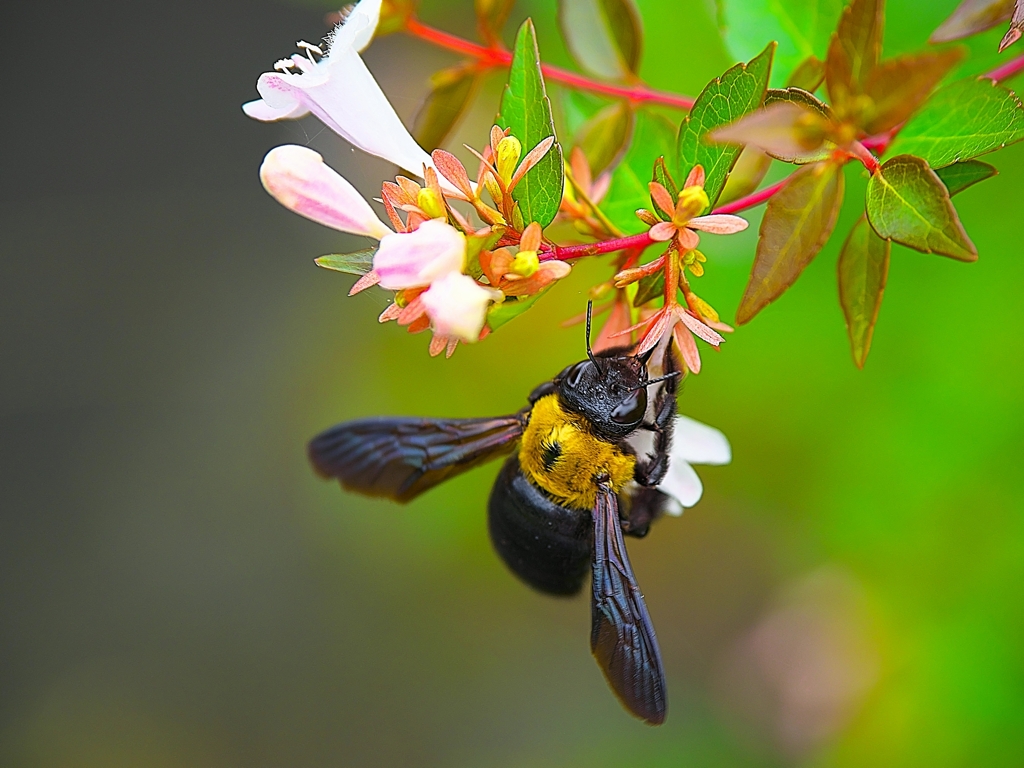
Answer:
[519,394,636,511]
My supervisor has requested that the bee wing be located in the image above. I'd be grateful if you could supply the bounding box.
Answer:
[308,415,524,502]
[590,486,668,724]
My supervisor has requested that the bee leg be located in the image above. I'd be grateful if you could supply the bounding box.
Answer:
[633,354,679,488]
[620,487,671,538]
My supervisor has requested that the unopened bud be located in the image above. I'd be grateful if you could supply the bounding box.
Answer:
[676,186,710,222]
[510,250,539,277]
[484,172,503,206]
[496,136,522,184]
[417,187,446,219]
[688,293,719,322]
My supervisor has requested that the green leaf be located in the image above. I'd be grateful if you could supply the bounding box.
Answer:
[558,0,643,80]
[314,249,376,276]
[677,42,776,208]
[574,101,635,176]
[718,147,772,206]
[634,270,665,306]
[737,161,845,324]
[497,20,565,228]
[887,77,1024,169]
[414,65,481,151]
[931,0,1015,43]
[602,112,677,234]
[838,215,890,368]
[825,0,883,109]
[487,291,546,330]
[475,0,516,45]
[788,55,826,92]
[866,155,978,261]
[716,0,843,87]
[935,159,998,195]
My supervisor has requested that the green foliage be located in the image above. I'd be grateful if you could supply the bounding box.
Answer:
[935,159,999,195]
[677,42,776,208]
[866,155,978,261]
[859,49,964,135]
[574,102,635,176]
[602,111,677,234]
[487,291,545,330]
[314,250,375,276]
[717,0,843,86]
[475,0,516,45]
[887,77,1024,169]
[414,65,481,151]
[737,161,844,324]
[558,0,644,80]
[838,215,890,368]
[497,20,565,228]
[825,0,883,110]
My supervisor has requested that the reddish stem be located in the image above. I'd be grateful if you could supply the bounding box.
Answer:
[986,53,1024,83]
[542,231,655,261]
[712,178,789,215]
[847,140,881,174]
[404,18,695,110]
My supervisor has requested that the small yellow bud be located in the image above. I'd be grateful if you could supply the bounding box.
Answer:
[496,136,523,184]
[689,294,719,322]
[676,186,710,222]
[510,250,540,277]
[417,187,446,219]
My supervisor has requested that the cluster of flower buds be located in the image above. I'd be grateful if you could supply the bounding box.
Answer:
[245,0,750,369]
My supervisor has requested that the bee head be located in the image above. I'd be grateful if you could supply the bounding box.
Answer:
[556,302,667,440]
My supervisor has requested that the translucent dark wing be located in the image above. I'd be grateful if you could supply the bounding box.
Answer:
[590,486,668,724]
[308,415,524,502]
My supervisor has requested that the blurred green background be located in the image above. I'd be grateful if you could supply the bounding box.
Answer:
[2,0,1023,765]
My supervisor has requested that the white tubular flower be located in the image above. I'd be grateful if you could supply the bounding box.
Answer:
[259,145,392,239]
[242,0,434,179]
[659,415,732,514]
[420,272,501,343]
[374,219,466,290]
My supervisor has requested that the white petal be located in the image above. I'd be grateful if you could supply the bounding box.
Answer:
[420,273,500,342]
[673,414,732,466]
[688,214,749,235]
[241,98,309,122]
[660,457,704,509]
[374,220,466,290]
[326,0,383,53]
[259,145,392,239]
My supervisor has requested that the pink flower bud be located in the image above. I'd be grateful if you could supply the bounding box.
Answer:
[259,145,392,239]
[374,220,467,290]
[420,272,501,342]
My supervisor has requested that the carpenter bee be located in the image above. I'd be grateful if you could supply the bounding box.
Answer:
[308,306,683,724]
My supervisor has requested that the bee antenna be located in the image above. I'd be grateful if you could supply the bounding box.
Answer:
[631,371,682,391]
[585,300,601,368]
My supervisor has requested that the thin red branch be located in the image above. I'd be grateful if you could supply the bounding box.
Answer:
[542,232,655,261]
[404,18,694,110]
[712,178,789,215]
[847,141,881,174]
[986,52,1024,83]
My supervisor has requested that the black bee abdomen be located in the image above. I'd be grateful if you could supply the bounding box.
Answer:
[488,454,592,596]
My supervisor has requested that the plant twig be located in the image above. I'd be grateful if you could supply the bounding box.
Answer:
[404,18,695,110]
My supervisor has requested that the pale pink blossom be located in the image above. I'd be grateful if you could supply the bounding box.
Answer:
[374,219,467,290]
[259,145,392,239]
[242,0,434,179]
[659,415,732,513]
[420,272,501,342]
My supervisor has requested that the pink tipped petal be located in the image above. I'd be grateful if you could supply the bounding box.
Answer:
[673,415,732,466]
[421,273,500,342]
[510,136,555,190]
[673,324,702,374]
[260,145,392,239]
[688,214,749,235]
[676,308,725,346]
[649,222,677,242]
[379,302,402,322]
[660,456,704,510]
[634,309,673,355]
[684,165,706,189]
[350,269,382,296]
[374,219,467,290]
[677,227,701,251]
[648,182,676,217]
[242,98,309,121]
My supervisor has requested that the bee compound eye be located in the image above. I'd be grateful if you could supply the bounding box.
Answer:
[611,388,647,425]
[565,362,589,390]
